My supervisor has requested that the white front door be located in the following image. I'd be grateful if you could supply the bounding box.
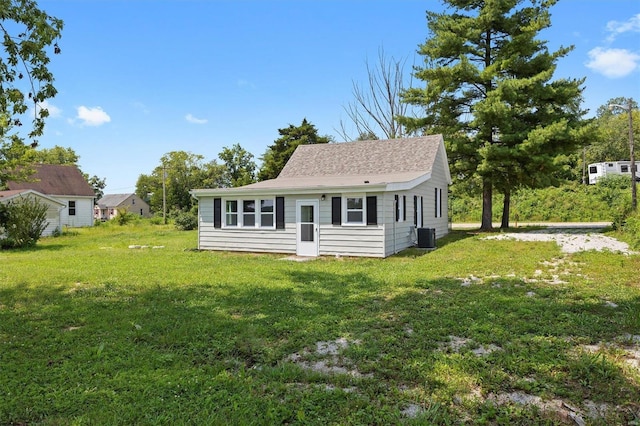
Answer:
[296,200,319,257]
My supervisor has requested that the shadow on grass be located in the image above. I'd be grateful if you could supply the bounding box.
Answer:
[394,230,476,258]
[1,260,640,424]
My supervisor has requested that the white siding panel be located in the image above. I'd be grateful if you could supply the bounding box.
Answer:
[59,197,94,228]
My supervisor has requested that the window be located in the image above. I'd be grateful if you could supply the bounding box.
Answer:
[140,209,143,216]
[132,198,136,205]
[346,196,364,224]
[395,195,405,222]
[223,198,275,228]
[225,200,238,226]
[621,165,629,173]
[589,166,597,174]
[242,200,256,227]
[414,195,423,228]
[69,201,76,216]
[260,199,274,227]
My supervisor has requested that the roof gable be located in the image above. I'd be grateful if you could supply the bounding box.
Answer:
[6,164,95,197]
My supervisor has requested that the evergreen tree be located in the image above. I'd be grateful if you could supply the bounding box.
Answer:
[258,119,331,181]
[402,0,585,229]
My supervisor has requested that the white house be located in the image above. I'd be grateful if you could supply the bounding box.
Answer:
[190,135,451,258]
[95,193,151,221]
[6,164,95,227]
[0,189,66,236]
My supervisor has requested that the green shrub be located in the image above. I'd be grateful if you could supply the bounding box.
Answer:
[623,211,640,249]
[174,211,197,231]
[0,195,49,248]
[115,208,137,225]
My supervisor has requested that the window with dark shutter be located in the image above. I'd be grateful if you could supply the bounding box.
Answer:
[213,198,222,228]
[413,195,418,226]
[395,195,399,221]
[275,197,285,229]
[332,197,341,225]
[366,196,377,225]
[403,195,406,221]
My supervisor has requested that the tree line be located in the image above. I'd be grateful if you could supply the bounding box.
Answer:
[1,0,638,230]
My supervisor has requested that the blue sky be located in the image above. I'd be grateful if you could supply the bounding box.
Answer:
[29,0,640,193]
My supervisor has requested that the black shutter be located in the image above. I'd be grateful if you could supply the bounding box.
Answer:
[435,188,438,217]
[276,197,285,229]
[214,198,221,228]
[420,196,424,227]
[413,195,418,227]
[403,195,407,221]
[332,197,341,225]
[439,189,443,218]
[395,195,399,221]
[366,196,377,225]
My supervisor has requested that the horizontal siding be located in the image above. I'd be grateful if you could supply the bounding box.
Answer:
[198,196,297,254]
[197,193,387,257]
[383,146,450,257]
[319,224,385,257]
[59,197,94,228]
[43,203,61,236]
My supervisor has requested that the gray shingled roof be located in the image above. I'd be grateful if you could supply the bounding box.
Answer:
[191,135,447,196]
[7,164,95,197]
[96,193,134,208]
[278,135,442,178]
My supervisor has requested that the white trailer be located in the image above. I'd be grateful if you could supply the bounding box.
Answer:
[588,161,640,184]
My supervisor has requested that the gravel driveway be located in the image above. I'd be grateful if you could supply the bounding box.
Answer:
[484,227,637,255]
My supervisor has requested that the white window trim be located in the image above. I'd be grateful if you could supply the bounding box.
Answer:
[342,193,367,226]
[258,199,275,229]
[223,198,276,229]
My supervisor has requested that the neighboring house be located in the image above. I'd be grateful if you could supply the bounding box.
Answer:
[95,193,151,220]
[6,164,95,227]
[190,135,451,258]
[0,189,66,236]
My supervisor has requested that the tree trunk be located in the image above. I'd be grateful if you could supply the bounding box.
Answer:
[501,189,510,229]
[480,179,493,231]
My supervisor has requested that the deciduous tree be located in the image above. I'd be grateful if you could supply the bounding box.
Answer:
[338,48,416,141]
[1,0,63,182]
[219,143,256,188]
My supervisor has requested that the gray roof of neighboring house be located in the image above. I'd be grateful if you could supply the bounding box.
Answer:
[191,135,449,196]
[96,193,135,208]
[6,164,95,197]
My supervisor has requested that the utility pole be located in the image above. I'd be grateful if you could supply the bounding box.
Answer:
[162,163,167,224]
[609,99,636,210]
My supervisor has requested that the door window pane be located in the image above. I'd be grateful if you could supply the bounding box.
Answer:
[301,223,314,241]
[301,205,314,223]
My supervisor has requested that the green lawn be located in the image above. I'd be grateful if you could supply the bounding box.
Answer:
[1,223,639,425]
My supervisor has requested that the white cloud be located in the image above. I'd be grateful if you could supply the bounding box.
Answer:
[585,47,640,78]
[36,100,62,118]
[605,13,640,42]
[75,106,111,126]
[185,113,208,124]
